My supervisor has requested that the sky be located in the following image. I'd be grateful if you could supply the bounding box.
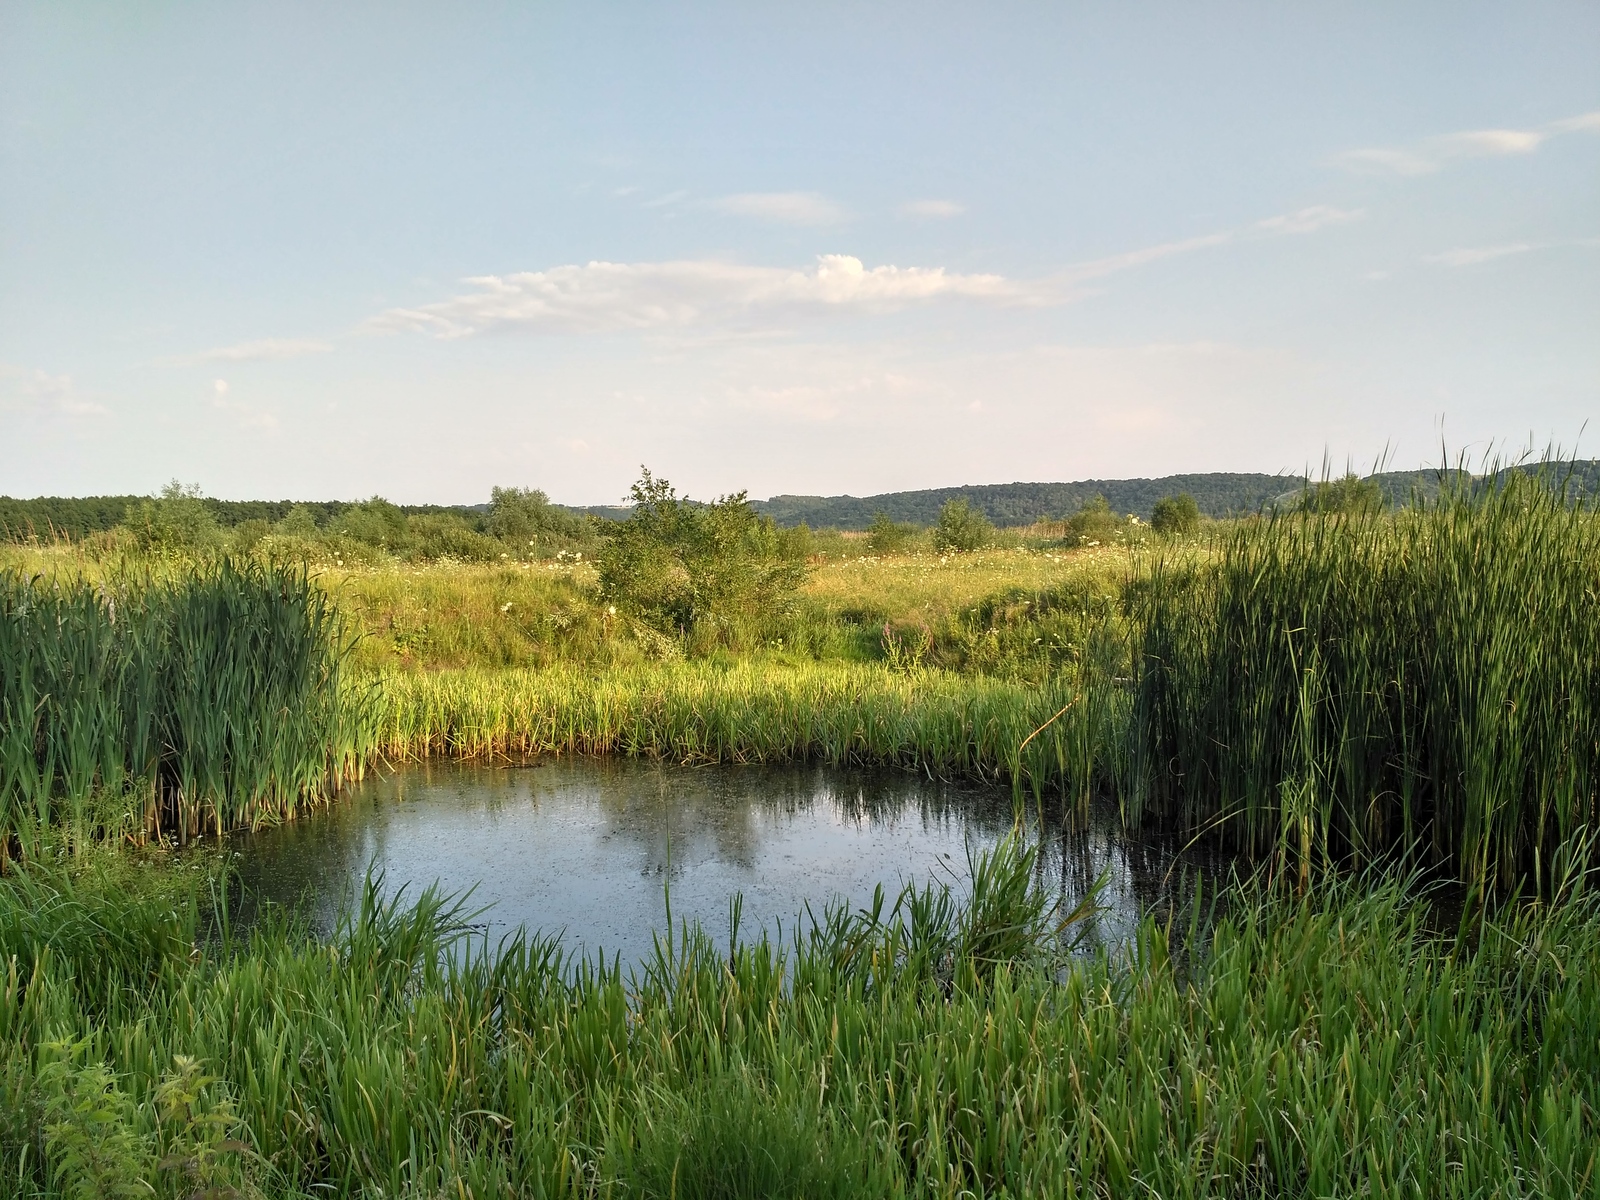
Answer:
[2,3,1597,505]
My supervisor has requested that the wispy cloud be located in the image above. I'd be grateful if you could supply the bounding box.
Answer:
[708,192,850,225]
[1254,205,1365,235]
[1335,110,1599,176]
[1425,243,1538,267]
[365,255,1022,338]
[0,365,109,416]
[160,337,334,366]
[1058,232,1234,284]
[899,199,965,218]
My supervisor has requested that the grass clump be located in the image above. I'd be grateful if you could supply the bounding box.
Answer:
[1133,465,1600,891]
[0,559,369,856]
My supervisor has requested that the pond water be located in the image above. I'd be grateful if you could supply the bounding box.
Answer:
[230,757,1213,966]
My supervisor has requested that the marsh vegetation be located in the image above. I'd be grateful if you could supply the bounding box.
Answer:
[2,462,1599,1196]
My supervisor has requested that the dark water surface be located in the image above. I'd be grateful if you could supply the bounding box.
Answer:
[230,757,1212,965]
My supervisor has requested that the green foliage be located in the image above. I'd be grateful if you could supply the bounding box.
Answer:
[597,469,807,645]
[331,496,411,552]
[1133,466,1600,891]
[866,511,918,555]
[486,485,587,552]
[3,847,1599,1196]
[0,560,370,854]
[1150,492,1200,535]
[1296,472,1385,515]
[1063,493,1118,545]
[126,482,222,556]
[931,496,992,552]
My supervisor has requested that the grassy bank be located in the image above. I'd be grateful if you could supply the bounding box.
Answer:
[371,661,1127,804]
[1,852,1596,1197]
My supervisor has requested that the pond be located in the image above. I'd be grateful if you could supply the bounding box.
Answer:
[230,757,1213,966]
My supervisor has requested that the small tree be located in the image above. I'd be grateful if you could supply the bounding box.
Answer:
[867,511,917,555]
[1064,495,1118,546]
[126,481,220,555]
[932,497,992,553]
[1150,493,1201,536]
[1297,473,1384,516]
[598,468,807,643]
[487,485,587,552]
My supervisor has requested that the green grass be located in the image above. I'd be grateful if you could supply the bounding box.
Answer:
[0,560,371,857]
[1132,467,1600,892]
[1,849,1597,1197]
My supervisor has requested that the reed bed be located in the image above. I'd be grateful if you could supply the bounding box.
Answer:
[2,854,1596,1197]
[0,562,371,857]
[1133,468,1600,891]
[371,660,1128,805]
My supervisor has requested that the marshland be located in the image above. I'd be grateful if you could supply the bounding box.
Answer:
[2,465,1599,1198]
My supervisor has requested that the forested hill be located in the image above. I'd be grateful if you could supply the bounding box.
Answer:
[5,462,1596,539]
[752,474,1298,529]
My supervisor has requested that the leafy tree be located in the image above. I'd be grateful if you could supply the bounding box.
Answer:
[334,497,411,552]
[932,497,993,553]
[1150,493,1201,535]
[597,468,807,642]
[1064,494,1118,546]
[867,511,917,555]
[125,481,220,554]
[1298,473,1384,515]
[487,486,587,551]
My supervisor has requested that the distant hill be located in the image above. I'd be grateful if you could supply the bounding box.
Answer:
[750,474,1301,529]
[5,462,1596,541]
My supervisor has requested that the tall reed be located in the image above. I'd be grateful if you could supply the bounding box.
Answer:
[0,561,371,856]
[1131,466,1600,891]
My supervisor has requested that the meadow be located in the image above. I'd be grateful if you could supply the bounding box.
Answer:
[2,469,1599,1196]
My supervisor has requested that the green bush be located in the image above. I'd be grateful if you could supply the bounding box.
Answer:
[597,470,807,646]
[486,486,589,556]
[932,497,992,553]
[866,511,918,555]
[125,482,221,556]
[1150,493,1200,536]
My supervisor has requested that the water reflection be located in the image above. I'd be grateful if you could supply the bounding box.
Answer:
[230,757,1215,965]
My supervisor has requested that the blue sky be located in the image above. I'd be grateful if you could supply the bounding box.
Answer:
[3,3,1597,505]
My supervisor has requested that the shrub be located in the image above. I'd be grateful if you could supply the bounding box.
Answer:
[1063,494,1118,546]
[487,486,589,555]
[932,497,992,553]
[867,511,918,555]
[124,482,221,556]
[597,469,807,644]
[1296,472,1384,515]
[1150,493,1200,536]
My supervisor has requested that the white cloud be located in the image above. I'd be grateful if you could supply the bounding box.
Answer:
[1254,205,1365,235]
[365,255,1023,338]
[213,379,229,395]
[161,337,334,366]
[899,199,965,218]
[1336,110,1598,176]
[0,365,109,416]
[1425,243,1537,267]
[708,191,849,225]
[1058,232,1233,284]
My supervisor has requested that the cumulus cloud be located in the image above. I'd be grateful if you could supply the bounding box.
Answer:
[0,365,109,416]
[1335,110,1598,176]
[708,192,850,225]
[899,199,966,218]
[160,337,334,366]
[365,255,1022,338]
[1254,205,1365,235]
